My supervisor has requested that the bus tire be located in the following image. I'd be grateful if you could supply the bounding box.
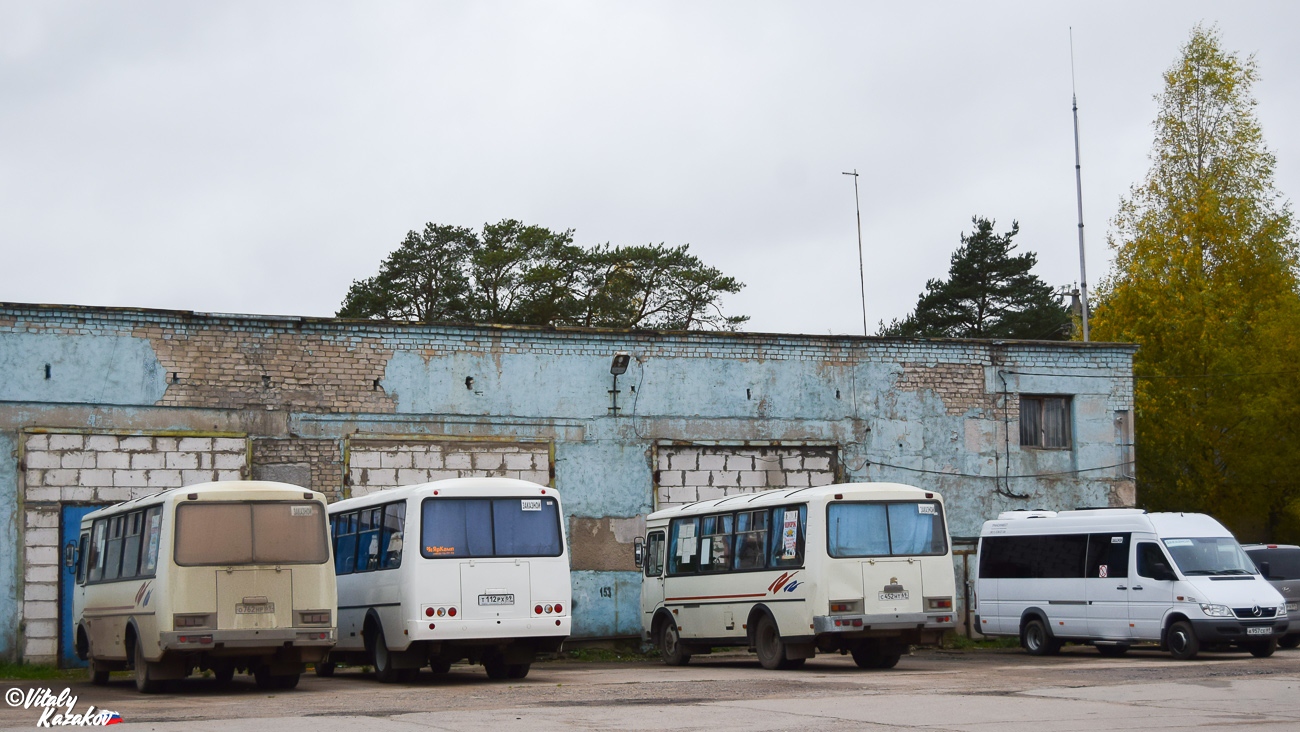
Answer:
[371,629,401,683]
[132,639,164,694]
[213,665,235,685]
[1021,617,1060,657]
[1096,644,1129,657]
[314,661,336,677]
[657,619,691,666]
[88,659,111,686]
[506,662,531,679]
[1247,639,1276,658]
[429,658,452,675]
[483,653,509,680]
[754,614,795,670]
[1279,634,1300,650]
[851,639,901,670]
[1166,620,1200,660]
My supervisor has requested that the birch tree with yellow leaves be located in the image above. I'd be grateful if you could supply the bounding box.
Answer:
[1091,26,1300,541]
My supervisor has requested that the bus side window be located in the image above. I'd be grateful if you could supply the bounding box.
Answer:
[103,515,125,581]
[668,518,700,575]
[645,532,665,577]
[140,507,163,576]
[769,505,807,568]
[120,511,144,579]
[699,514,734,573]
[335,512,358,575]
[358,507,383,571]
[76,533,89,585]
[381,502,406,570]
[734,510,768,570]
[88,519,107,583]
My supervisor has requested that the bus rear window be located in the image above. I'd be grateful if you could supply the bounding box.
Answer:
[174,502,329,566]
[827,502,947,558]
[420,497,562,558]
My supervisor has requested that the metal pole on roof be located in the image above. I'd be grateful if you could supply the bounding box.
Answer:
[1070,29,1091,342]
[842,169,867,336]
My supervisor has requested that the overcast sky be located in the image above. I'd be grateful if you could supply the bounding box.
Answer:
[3,1,1298,336]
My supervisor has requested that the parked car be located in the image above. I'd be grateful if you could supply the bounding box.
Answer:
[1242,544,1300,649]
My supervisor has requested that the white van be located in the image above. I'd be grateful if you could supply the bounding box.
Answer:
[974,509,1288,660]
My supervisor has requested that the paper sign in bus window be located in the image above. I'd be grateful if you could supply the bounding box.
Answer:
[677,536,696,560]
[782,513,798,558]
[917,504,936,515]
[1099,565,1108,578]
[521,499,541,511]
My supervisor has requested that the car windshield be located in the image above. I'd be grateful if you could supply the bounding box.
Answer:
[1162,537,1257,576]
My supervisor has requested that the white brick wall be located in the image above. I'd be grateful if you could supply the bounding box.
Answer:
[655,445,838,509]
[19,431,248,664]
[347,440,551,497]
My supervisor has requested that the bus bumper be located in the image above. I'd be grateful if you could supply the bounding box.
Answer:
[161,627,336,651]
[1188,619,1290,643]
[813,613,955,634]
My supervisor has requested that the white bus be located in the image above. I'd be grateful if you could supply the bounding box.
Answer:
[321,477,571,681]
[636,483,956,670]
[974,509,1289,659]
[71,481,337,693]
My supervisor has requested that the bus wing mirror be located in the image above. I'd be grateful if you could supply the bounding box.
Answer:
[634,537,644,569]
[64,541,76,572]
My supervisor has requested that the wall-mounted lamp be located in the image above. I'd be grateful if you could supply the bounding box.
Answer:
[465,376,474,390]
[608,352,630,415]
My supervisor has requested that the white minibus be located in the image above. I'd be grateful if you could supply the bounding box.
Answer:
[71,481,337,692]
[322,477,570,681]
[636,483,956,670]
[974,509,1289,659]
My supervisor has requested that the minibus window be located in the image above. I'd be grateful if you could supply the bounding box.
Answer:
[700,514,735,573]
[87,519,107,583]
[76,533,89,585]
[668,518,701,575]
[1246,548,1300,580]
[174,502,328,566]
[645,532,665,576]
[886,502,946,555]
[381,503,406,569]
[1161,537,1256,576]
[140,507,163,576]
[492,498,562,556]
[770,505,807,568]
[358,507,383,571]
[335,511,358,574]
[828,503,890,556]
[120,511,144,579]
[1086,533,1130,579]
[103,515,125,581]
[1136,542,1175,580]
[978,535,1086,579]
[733,511,768,570]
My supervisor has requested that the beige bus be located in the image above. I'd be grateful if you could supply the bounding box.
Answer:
[71,481,337,692]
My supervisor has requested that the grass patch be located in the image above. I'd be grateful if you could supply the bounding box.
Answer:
[563,644,659,662]
[941,633,1021,650]
[0,662,86,681]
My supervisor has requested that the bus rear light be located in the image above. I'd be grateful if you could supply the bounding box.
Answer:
[830,603,851,613]
[448,607,457,617]
[177,634,213,644]
[174,614,212,629]
[429,623,435,630]
[926,598,953,610]
[935,616,952,623]
[535,605,544,615]
[426,607,435,617]
[545,604,553,614]
[554,603,562,614]
[297,632,329,640]
[555,619,561,626]
[298,610,331,625]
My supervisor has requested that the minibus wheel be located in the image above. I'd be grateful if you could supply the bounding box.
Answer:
[1166,620,1200,660]
[132,640,163,694]
[1095,644,1129,658]
[657,618,692,666]
[755,615,799,670]
[429,658,452,675]
[314,661,336,677]
[87,659,110,686]
[213,665,235,685]
[1279,634,1300,650]
[1021,618,1061,656]
[1247,640,1276,658]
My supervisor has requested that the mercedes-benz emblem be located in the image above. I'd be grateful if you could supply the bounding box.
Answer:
[1251,605,1262,617]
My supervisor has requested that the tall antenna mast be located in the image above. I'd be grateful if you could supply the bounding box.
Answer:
[1070,28,1091,341]
[842,169,868,336]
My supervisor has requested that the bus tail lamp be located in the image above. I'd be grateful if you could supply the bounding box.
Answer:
[926,598,953,610]
[830,603,852,613]
[177,634,214,645]
[298,610,331,625]
[545,604,553,614]
[554,603,563,614]
[447,607,457,617]
[174,614,212,629]
[426,607,435,617]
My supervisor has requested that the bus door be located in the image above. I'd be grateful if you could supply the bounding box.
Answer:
[641,530,666,621]
[60,504,104,668]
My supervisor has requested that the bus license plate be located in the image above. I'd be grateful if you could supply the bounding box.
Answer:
[236,603,274,614]
[1246,626,1272,636]
[879,592,909,601]
[478,594,515,606]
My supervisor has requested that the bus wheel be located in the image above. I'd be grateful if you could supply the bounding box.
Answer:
[483,653,509,681]
[372,632,401,683]
[1166,620,1200,660]
[88,659,111,686]
[1096,644,1129,658]
[314,661,336,678]
[658,620,692,666]
[754,615,794,670]
[506,662,531,679]
[1247,640,1276,658]
[1021,618,1061,657]
[429,658,452,675]
[213,665,235,685]
[851,640,901,669]
[132,641,163,694]
[254,667,300,690]
[1280,634,1300,650]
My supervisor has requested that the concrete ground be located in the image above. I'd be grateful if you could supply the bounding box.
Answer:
[3,645,1299,730]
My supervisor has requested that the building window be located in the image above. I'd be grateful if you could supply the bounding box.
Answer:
[1020,395,1072,449]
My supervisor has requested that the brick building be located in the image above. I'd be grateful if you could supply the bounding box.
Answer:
[0,302,1136,665]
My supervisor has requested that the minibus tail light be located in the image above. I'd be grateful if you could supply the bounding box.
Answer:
[448,607,457,617]
[554,603,562,614]
[298,610,331,625]
[830,603,851,613]
[535,605,544,615]
[426,607,435,617]
[174,614,212,629]
[927,598,953,610]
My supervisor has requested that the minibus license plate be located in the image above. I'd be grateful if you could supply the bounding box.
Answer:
[879,591,909,601]
[479,594,515,606]
[236,603,274,614]
[1246,626,1272,636]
